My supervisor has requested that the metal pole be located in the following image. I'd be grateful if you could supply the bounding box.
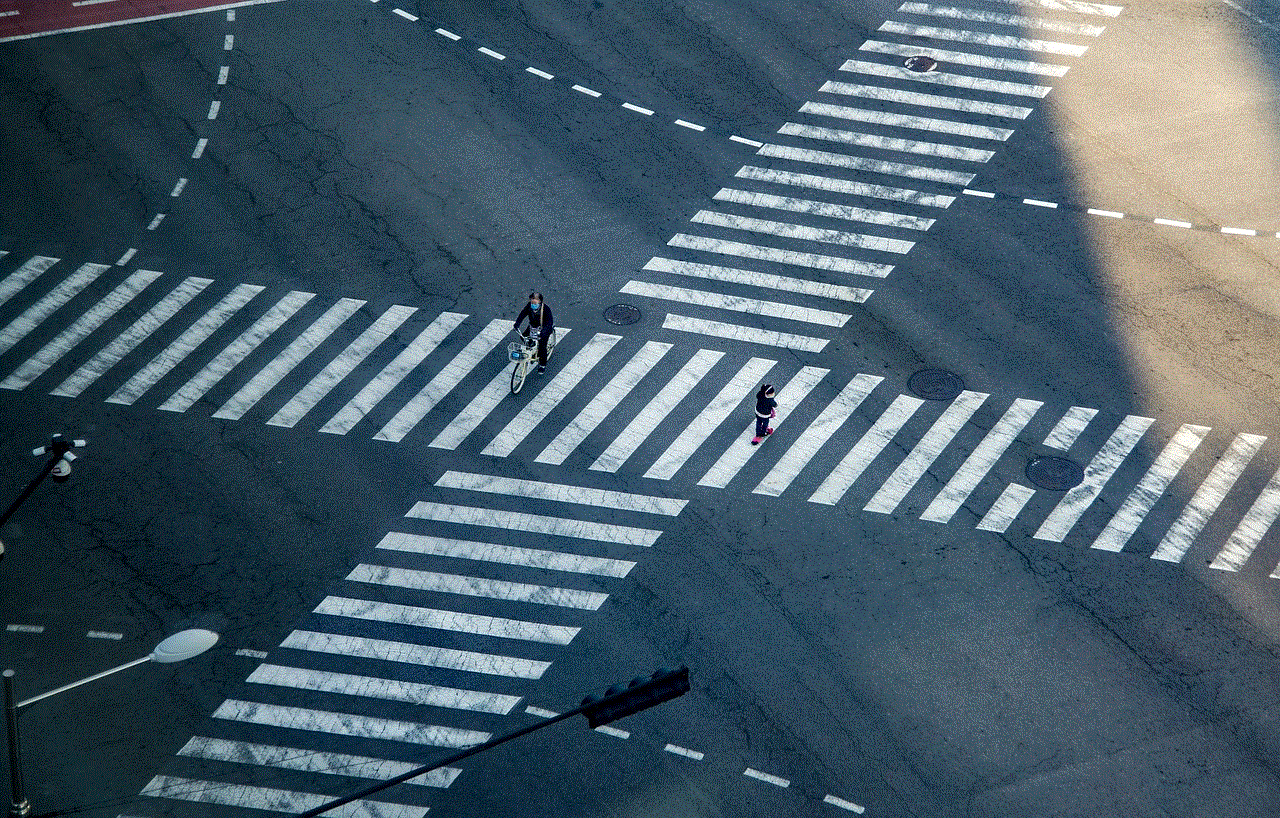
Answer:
[3,671,30,818]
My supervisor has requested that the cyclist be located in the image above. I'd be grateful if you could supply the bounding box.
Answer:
[514,291,554,374]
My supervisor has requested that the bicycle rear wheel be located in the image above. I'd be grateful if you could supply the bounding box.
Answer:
[510,360,528,394]
[544,329,558,362]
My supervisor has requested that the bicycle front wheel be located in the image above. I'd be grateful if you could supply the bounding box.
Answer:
[510,360,528,394]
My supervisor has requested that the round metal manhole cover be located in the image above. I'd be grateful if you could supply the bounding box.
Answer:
[908,369,964,401]
[603,304,642,325]
[1026,456,1085,491]
[904,55,938,73]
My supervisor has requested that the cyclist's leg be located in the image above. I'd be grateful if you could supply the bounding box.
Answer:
[537,332,549,369]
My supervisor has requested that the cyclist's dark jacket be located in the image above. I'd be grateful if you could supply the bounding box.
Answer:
[515,302,554,332]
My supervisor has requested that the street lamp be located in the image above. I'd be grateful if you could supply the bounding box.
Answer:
[3,628,219,818]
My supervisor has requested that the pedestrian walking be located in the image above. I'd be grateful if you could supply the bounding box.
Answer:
[752,384,776,445]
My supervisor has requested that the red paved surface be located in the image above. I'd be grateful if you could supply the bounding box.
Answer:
[0,0,282,42]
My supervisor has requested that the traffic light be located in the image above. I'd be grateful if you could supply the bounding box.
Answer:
[580,666,690,728]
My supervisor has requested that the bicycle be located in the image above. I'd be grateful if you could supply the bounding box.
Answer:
[507,326,558,394]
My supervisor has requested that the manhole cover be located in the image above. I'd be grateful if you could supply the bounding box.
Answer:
[908,369,964,401]
[904,55,938,73]
[1026,456,1085,491]
[603,304,642,325]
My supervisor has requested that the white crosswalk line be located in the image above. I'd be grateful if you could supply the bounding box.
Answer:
[735,165,955,207]
[644,257,872,303]
[1212,467,1280,572]
[645,357,777,481]
[819,81,1034,118]
[178,737,461,788]
[865,391,988,514]
[1033,415,1154,542]
[283,628,552,678]
[1020,0,1122,17]
[105,284,264,406]
[429,328,573,450]
[591,349,724,473]
[482,333,621,457]
[142,775,421,818]
[668,234,895,277]
[1,269,162,391]
[1043,405,1098,449]
[715,187,935,230]
[798,102,1014,142]
[533,342,673,465]
[921,398,1041,523]
[810,394,924,505]
[314,595,580,644]
[879,21,1090,56]
[435,470,687,514]
[0,263,109,357]
[839,59,1052,97]
[213,297,365,420]
[405,500,661,545]
[897,2,1107,36]
[0,256,58,308]
[322,312,470,435]
[624,280,851,327]
[976,483,1036,532]
[214,697,492,743]
[777,122,994,162]
[1151,433,1267,563]
[1091,424,1210,552]
[699,366,829,489]
[762,140,980,182]
[755,374,883,497]
[376,532,638,578]
[692,210,915,254]
[158,290,314,413]
[860,40,1071,76]
[247,662,519,713]
[268,304,417,428]
[662,314,829,352]
[50,277,211,398]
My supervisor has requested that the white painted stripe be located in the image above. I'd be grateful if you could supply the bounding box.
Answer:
[115,248,137,266]
[405,500,660,546]
[106,284,263,406]
[534,342,674,465]
[2,269,162,391]
[86,631,123,639]
[897,2,1107,35]
[1023,198,1058,208]
[348,562,606,611]
[879,21,1089,56]
[665,743,705,759]
[860,40,1071,76]
[839,58,1051,97]
[247,663,518,713]
[778,121,994,163]
[755,374,883,497]
[573,84,601,97]
[0,263,109,356]
[268,305,416,428]
[714,187,935,230]
[435,470,686,514]
[235,649,269,658]
[72,0,117,6]
[668,234,895,277]
[315,595,579,644]
[147,213,164,230]
[865,391,988,514]
[206,100,220,119]
[735,165,954,207]
[526,706,559,718]
[192,137,208,158]
[1033,415,1154,542]
[435,27,461,40]
[1091,424,1210,552]
[921,398,1042,523]
[675,119,706,131]
[170,178,187,197]
[1042,405,1097,449]
[376,532,637,577]
[596,725,630,738]
[591,348,723,473]
[158,291,314,413]
[1154,218,1192,228]
[5,625,42,633]
[964,188,995,197]
[730,135,765,147]
[0,256,59,308]
[223,34,233,49]
[214,698,490,744]
[1152,433,1266,562]
[699,366,829,488]
[823,794,866,813]
[324,311,472,437]
[623,102,654,115]
[811,394,924,505]
[799,101,1014,142]
[644,257,872,302]
[1087,208,1124,218]
[692,210,916,254]
[1215,467,1280,572]
[1023,0,1122,16]
[645,357,776,480]
[178,737,461,788]
[283,628,551,678]
[428,327,573,449]
[141,775,419,818]
[478,46,505,59]
[1222,227,1257,236]
[51,277,212,398]
[763,139,979,182]
[623,280,851,327]
[744,768,790,788]
[976,483,1035,532]
[482,333,621,456]
[392,7,418,20]
[217,65,229,84]
[820,81,1033,118]
[526,66,554,79]
[661,314,829,352]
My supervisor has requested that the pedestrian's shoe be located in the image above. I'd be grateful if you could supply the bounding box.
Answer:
[751,436,762,445]
[537,365,547,374]
[766,427,774,435]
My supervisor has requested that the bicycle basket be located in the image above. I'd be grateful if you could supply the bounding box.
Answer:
[508,342,530,361]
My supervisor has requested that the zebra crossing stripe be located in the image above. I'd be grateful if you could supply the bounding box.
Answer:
[1091,424,1210,552]
[405,500,661,545]
[661,314,829,352]
[0,256,58,308]
[1,269,163,391]
[1151,433,1267,563]
[878,21,1090,56]
[1033,415,1154,542]
[435,470,687,514]
[810,394,925,505]
[213,297,366,420]
[643,257,873,303]
[1022,0,1122,17]
[247,662,519,713]
[591,348,724,473]
[376,532,637,578]
[798,102,1014,142]
[482,333,621,457]
[692,210,916,254]
[1043,405,1098,449]
[141,775,421,818]
[0,263,109,357]
[50,277,211,398]
[859,40,1071,76]
[819,81,1034,119]
[698,366,829,489]
[106,284,264,406]
[755,374,883,497]
[921,398,1042,523]
[976,483,1036,532]
[214,697,493,743]
[646,357,777,481]
[177,737,461,788]
[897,3,1108,36]
[668,234,894,277]
[624,280,851,327]
[865,391,988,514]
[761,141,979,183]
[838,59,1052,98]
[314,595,580,644]
[268,304,417,428]
[777,122,994,163]
[1213,467,1280,572]
[714,187,935,230]
[735,165,954,208]
[282,628,553,678]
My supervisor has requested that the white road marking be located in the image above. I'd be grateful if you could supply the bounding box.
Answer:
[1151,433,1266,562]
[436,27,461,40]
[235,649,268,658]
[669,234,894,277]
[1091,424,1210,552]
[799,101,1013,142]
[819,81,1033,118]
[839,59,1051,97]
[623,102,654,115]
[405,500,661,545]
[141,776,419,818]
[178,737,460,788]
[921,398,1041,523]
[115,248,137,266]
[72,0,117,6]
[624,280,851,327]
[778,121,994,162]
[435,470,686,515]
[247,663,518,713]
[897,2,1107,36]
[1042,405,1097,449]
[714,186,935,229]
[5,625,42,633]
[282,628,551,678]
[1154,218,1192,228]
[478,46,505,59]
[214,698,491,744]
[0,263,109,356]
[192,137,208,158]
[1087,208,1124,218]
[1024,198,1058,208]
[730,135,765,147]
[1213,467,1280,572]
[526,706,560,718]
[860,40,1071,76]
[86,631,123,639]
[661,314,829,352]
[596,725,630,738]
[1221,227,1257,236]
[665,743,705,760]
[735,165,954,207]
[206,100,220,120]
[823,794,866,813]
[976,483,1035,532]
[744,768,790,788]
[692,210,916,254]
[1023,0,1122,16]
[964,189,995,197]
[169,178,187,197]
[223,34,233,49]
[762,139,979,182]
[0,255,59,308]
[675,119,706,131]
[392,7,417,20]
[644,257,872,302]
[376,532,637,578]
[810,394,924,505]
[146,213,165,230]
[573,84,601,97]
[347,563,606,611]
[314,595,580,644]
[879,21,1089,56]
[526,66,554,79]
[217,65,229,84]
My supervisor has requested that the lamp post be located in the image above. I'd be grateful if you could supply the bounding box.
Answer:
[3,628,219,818]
